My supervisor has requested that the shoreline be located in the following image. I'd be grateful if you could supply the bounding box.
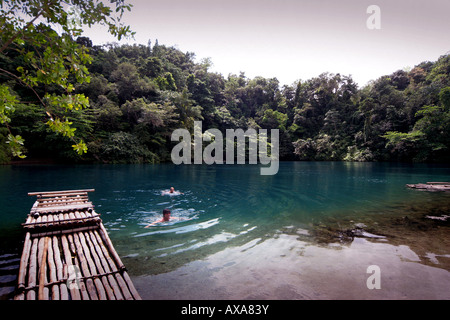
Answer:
[4,158,450,166]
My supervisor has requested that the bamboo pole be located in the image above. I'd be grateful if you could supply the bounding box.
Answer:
[72,232,98,300]
[74,210,82,222]
[52,236,62,279]
[47,236,59,300]
[60,235,81,300]
[28,189,95,196]
[28,201,39,223]
[92,230,132,299]
[78,230,98,276]
[89,231,124,300]
[73,254,90,300]
[38,201,90,208]
[92,230,125,299]
[53,213,59,224]
[122,271,141,300]
[115,273,133,299]
[98,224,126,271]
[77,231,107,300]
[47,213,53,227]
[84,230,116,300]
[91,222,140,299]
[38,237,49,300]
[14,292,25,300]
[52,236,69,300]
[33,203,94,214]
[97,225,140,299]
[67,234,90,300]
[25,214,33,224]
[29,225,100,238]
[26,238,38,300]
[37,196,89,203]
[17,232,31,290]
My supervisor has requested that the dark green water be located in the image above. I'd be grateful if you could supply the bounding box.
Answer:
[1,162,450,299]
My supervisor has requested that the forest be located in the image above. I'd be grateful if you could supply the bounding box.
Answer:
[1,36,449,164]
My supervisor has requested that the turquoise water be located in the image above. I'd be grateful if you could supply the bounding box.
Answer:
[1,162,450,299]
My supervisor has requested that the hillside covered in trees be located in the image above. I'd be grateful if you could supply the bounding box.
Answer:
[1,37,449,164]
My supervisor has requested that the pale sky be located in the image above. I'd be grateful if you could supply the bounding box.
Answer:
[82,0,450,87]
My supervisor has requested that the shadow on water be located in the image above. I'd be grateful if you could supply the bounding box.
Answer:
[0,229,22,300]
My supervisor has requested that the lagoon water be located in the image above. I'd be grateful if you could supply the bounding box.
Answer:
[1,162,450,299]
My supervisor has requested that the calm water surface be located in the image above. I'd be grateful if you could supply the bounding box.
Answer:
[1,162,449,299]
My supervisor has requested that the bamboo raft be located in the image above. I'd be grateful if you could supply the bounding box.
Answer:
[14,189,141,300]
[406,182,450,192]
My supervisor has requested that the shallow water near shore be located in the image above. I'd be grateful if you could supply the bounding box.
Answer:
[1,162,449,299]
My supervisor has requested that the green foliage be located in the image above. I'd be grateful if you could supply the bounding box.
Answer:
[261,109,288,130]
[343,146,374,162]
[382,130,425,147]
[381,86,450,161]
[0,0,133,159]
[72,140,88,156]
[156,72,177,91]
[439,87,450,110]
[0,84,18,124]
[6,133,26,158]
[0,127,11,163]
[46,118,76,138]
[100,132,157,163]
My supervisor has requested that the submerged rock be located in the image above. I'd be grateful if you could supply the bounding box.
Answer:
[311,222,386,245]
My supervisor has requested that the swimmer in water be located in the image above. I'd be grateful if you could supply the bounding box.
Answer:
[145,208,172,228]
[144,208,186,228]
[162,187,183,195]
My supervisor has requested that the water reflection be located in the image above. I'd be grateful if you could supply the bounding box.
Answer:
[132,232,450,300]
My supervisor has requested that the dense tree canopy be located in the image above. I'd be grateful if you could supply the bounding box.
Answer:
[0,0,133,159]
[1,3,449,164]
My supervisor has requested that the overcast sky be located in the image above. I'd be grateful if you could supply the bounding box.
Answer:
[82,0,450,87]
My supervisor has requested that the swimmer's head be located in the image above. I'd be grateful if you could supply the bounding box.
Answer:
[162,208,171,221]
[170,187,175,193]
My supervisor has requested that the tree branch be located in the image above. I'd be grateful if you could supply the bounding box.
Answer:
[0,67,47,106]
[0,8,44,54]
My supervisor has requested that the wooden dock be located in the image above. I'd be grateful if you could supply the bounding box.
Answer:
[406,182,450,192]
[14,189,141,300]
